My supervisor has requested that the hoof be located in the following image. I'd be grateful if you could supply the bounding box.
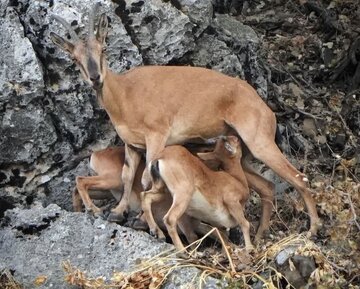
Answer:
[94,211,106,219]
[150,229,166,241]
[158,236,167,242]
[107,212,126,224]
[85,207,102,218]
[150,229,158,238]
[245,245,255,253]
[101,210,111,219]
[309,219,323,237]
[131,219,149,231]
[176,251,190,259]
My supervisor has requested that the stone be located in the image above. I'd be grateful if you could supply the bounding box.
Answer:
[184,13,267,98]
[118,0,195,64]
[212,14,267,98]
[43,159,90,212]
[189,34,245,78]
[0,204,222,288]
[0,105,57,164]
[0,7,44,107]
[211,0,243,15]
[19,0,143,76]
[178,0,213,36]
[3,203,62,231]
[275,246,297,266]
[292,255,316,280]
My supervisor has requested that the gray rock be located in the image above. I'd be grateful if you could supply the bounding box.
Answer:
[184,13,267,98]
[178,0,213,36]
[20,0,142,77]
[0,7,45,107]
[4,203,62,230]
[279,268,306,289]
[189,34,245,78]
[0,104,57,164]
[211,0,243,15]
[164,267,224,289]
[275,246,297,266]
[212,14,268,98]
[43,159,90,212]
[0,0,9,16]
[292,255,316,280]
[214,14,259,46]
[49,89,96,149]
[0,204,222,288]
[119,0,195,64]
[40,126,118,211]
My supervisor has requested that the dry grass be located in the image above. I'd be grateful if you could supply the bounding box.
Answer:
[0,269,23,289]
[62,228,354,289]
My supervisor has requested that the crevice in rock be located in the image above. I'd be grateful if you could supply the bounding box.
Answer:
[0,198,15,219]
[7,169,27,188]
[212,0,243,15]
[7,1,58,115]
[0,171,7,184]
[163,0,182,11]
[109,229,118,245]
[0,103,6,114]
[0,161,37,189]
[8,0,29,16]
[11,2,30,41]
[14,1,59,107]
[111,229,118,239]
[15,213,59,236]
[112,0,147,63]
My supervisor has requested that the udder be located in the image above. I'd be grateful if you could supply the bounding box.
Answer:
[186,190,237,229]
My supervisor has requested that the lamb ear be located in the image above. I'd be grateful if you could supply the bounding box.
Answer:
[224,142,236,156]
[197,152,216,161]
[50,32,75,54]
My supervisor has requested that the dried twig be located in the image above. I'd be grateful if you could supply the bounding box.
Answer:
[347,190,360,231]
[0,269,23,289]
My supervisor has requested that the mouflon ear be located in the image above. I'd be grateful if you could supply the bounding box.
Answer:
[50,32,75,54]
[96,13,108,44]
[224,141,237,156]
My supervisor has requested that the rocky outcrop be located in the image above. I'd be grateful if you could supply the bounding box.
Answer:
[0,204,221,288]
[0,6,55,165]
[0,0,266,218]
[116,0,195,64]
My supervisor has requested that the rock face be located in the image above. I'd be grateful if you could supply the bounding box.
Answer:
[117,0,195,64]
[0,204,220,288]
[0,0,266,213]
[0,6,55,165]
